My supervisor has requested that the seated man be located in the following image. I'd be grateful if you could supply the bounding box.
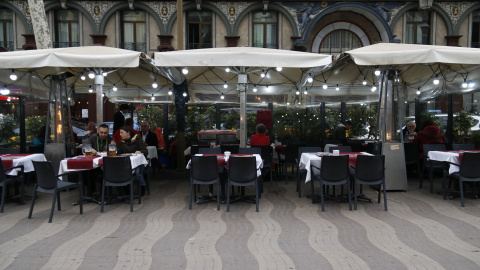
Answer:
[333,120,353,144]
[402,121,419,142]
[140,121,158,147]
[89,123,116,155]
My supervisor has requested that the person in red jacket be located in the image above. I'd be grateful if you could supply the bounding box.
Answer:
[413,119,446,159]
[250,123,271,146]
[113,118,141,144]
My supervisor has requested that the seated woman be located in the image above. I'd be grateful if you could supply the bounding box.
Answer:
[117,125,148,194]
[250,123,271,146]
[33,126,46,147]
[413,119,446,159]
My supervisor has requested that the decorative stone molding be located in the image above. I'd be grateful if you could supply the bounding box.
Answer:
[90,34,107,45]
[60,0,67,9]
[263,0,269,11]
[437,2,476,27]
[76,1,116,25]
[215,2,251,31]
[11,1,32,28]
[225,36,239,47]
[127,0,134,10]
[445,35,463,46]
[144,1,177,31]
[22,33,37,50]
[157,35,174,51]
[196,0,202,11]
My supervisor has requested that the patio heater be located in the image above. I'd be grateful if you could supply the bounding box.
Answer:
[419,0,434,45]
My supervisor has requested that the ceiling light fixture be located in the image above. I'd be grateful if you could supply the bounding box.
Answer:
[223,81,228,89]
[276,67,282,72]
[362,77,367,85]
[307,73,313,83]
[225,67,230,72]
[323,81,328,89]
[182,67,188,74]
[296,90,300,95]
[183,92,187,97]
[9,70,17,81]
[220,93,225,99]
[112,84,117,91]
[168,89,173,95]
[433,74,440,85]
[151,94,155,101]
[80,73,86,80]
[88,71,95,79]
[152,78,158,88]
[462,79,468,88]
[336,84,339,91]
[88,85,93,93]
[253,85,257,92]
[261,70,265,78]
[371,85,377,92]
[374,68,381,76]
[304,90,308,95]
[102,71,108,77]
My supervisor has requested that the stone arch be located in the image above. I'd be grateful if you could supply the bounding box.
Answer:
[390,3,454,36]
[294,2,393,48]
[311,22,370,53]
[0,2,31,34]
[455,3,480,35]
[165,2,231,36]
[45,1,96,34]
[233,3,299,37]
[98,2,162,35]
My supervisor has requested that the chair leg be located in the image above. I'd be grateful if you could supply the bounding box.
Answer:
[320,180,325,212]
[354,181,358,210]
[78,183,83,214]
[216,180,220,211]
[284,163,288,184]
[57,191,61,211]
[130,182,134,212]
[428,167,434,194]
[227,181,231,212]
[382,181,388,211]
[347,180,352,211]
[101,181,105,213]
[460,179,465,207]
[138,180,142,205]
[49,192,57,223]
[419,165,425,189]
[255,181,259,212]
[189,179,193,210]
[310,178,315,204]
[28,185,38,219]
[269,167,273,186]
[0,184,6,213]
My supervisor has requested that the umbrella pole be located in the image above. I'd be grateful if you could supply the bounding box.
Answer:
[95,72,104,127]
[238,70,247,148]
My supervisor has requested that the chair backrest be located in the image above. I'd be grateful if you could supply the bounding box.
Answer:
[199,147,221,154]
[459,153,480,178]
[32,161,58,190]
[423,144,446,160]
[320,155,349,181]
[355,155,385,182]
[329,146,352,153]
[404,142,420,162]
[191,145,210,156]
[251,145,272,164]
[285,144,304,163]
[190,156,219,181]
[0,159,6,183]
[452,144,475,151]
[228,156,257,183]
[238,147,261,155]
[346,142,363,152]
[298,147,322,160]
[0,148,20,154]
[221,144,240,154]
[103,156,133,183]
[366,141,382,155]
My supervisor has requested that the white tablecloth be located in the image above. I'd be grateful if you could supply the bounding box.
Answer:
[58,154,148,178]
[186,154,263,177]
[427,151,460,174]
[146,146,158,160]
[2,154,47,176]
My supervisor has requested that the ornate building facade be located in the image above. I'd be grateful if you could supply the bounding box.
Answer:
[1,0,479,54]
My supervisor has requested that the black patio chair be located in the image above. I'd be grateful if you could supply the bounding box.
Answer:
[452,144,475,151]
[252,145,273,184]
[0,162,25,213]
[101,156,142,213]
[221,144,240,154]
[329,146,353,153]
[199,147,221,154]
[283,144,304,184]
[404,142,421,179]
[189,156,221,210]
[310,155,351,212]
[227,156,260,212]
[450,152,480,207]
[238,147,261,155]
[420,144,446,193]
[29,161,83,223]
[353,155,387,211]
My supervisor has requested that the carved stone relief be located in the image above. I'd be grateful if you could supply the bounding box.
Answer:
[437,2,476,27]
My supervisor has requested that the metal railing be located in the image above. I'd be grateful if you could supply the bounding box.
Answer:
[120,42,146,53]
[0,41,14,51]
[53,42,80,48]
[253,43,278,49]
[186,43,212,49]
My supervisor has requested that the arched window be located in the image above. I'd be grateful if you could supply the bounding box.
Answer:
[253,11,277,49]
[187,11,212,49]
[54,10,79,48]
[319,30,362,55]
[472,10,480,48]
[0,9,13,51]
[121,11,146,53]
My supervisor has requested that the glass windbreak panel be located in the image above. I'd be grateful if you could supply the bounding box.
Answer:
[252,11,277,48]
[187,11,212,49]
[0,9,13,51]
[472,11,480,48]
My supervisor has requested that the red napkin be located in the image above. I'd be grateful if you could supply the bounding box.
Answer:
[2,159,13,170]
[67,157,98,169]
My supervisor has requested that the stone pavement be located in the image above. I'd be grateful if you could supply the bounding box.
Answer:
[0,169,479,269]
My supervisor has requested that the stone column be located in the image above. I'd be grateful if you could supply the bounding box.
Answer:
[27,0,52,49]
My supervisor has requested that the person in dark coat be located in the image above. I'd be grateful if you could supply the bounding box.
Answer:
[117,125,148,193]
[140,121,158,147]
[113,104,130,134]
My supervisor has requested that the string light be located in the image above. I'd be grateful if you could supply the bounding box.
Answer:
[462,79,468,88]
[276,67,282,72]
[296,90,300,95]
[469,82,475,88]
[152,78,158,88]
[168,88,172,95]
[223,81,228,88]
[220,93,225,99]
[304,90,308,95]
[374,68,381,76]
[9,69,17,81]
[336,84,339,91]
[0,88,10,95]
[151,94,155,101]
[253,85,257,92]
[88,85,93,93]
[371,85,377,92]
[88,71,95,79]
[307,73,313,83]
[261,70,265,78]
[182,67,188,74]
[225,67,230,72]
[362,77,367,85]
[322,81,328,89]
[183,92,187,97]
[433,74,440,85]
[266,85,270,91]
[80,73,86,80]
[112,84,117,91]
[416,87,421,95]
[102,71,108,77]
